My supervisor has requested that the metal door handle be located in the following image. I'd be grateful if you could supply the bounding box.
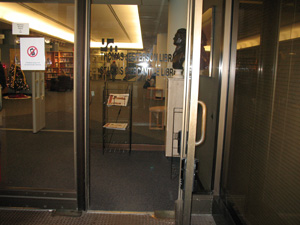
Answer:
[195,101,207,146]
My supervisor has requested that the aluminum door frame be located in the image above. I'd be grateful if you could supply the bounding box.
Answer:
[0,0,78,211]
[178,0,235,223]
[178,0,204,224]
[213,0,235,195]
[75,0,90,211]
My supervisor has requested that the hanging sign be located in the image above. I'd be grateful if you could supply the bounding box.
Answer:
[20,37,45,71]
[12,23,29,35]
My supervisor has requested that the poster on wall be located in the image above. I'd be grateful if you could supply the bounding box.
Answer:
[12,23,29,35]
[20,37,45,71]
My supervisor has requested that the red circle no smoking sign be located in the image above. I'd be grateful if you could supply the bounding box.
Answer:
[27,46,38,57]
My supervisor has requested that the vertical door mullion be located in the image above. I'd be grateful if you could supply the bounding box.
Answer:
[84,0,91,210]
[182,0,203,224]
[216,0,237,194]
[74,0,88,211]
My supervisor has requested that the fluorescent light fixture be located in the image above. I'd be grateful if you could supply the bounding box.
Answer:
[204,45,211,52]
[0,3,74,42]
[237,23,300,50]
[0,3,143,49]
[279,22,300,42]
[90,41,143,49]
[237,35,260,50]
[91,5,143,49]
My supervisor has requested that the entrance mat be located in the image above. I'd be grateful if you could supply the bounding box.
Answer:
[0,209,216,225]
[0,210,175,225]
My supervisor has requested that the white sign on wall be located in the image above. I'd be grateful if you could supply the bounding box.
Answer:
[20,38,45,71]
[12,23,30,35]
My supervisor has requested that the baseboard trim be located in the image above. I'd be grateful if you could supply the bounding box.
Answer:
[90,143,165,151]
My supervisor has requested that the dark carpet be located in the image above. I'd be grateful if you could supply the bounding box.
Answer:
[0,130,75,190]
[0,129,180,211]
[90,149,180,211]
[0,80,179,212]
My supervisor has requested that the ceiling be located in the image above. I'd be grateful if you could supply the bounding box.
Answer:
[0,0,169,51]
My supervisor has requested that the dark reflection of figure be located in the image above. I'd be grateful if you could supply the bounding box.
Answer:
[172,28,186,70]
[201,32,209,70]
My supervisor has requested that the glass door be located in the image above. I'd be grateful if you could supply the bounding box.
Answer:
[86,0,228,224]
[220,0,300,224]
[176,0,206,223]
[88,0,179,211]
[176,0,228,223]
[87,0,189,213]
[0,0,77,210]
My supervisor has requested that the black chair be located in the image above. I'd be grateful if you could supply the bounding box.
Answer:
[50,76,73,91]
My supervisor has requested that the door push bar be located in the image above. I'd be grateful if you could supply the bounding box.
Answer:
[195,101,207,146]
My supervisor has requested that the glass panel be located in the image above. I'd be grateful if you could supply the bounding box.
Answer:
[194,0,225,193]
[89,1,188,211]
[0,1,76,208]
[222,0,300,224]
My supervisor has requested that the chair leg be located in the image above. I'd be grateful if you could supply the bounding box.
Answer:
[149,112,152,129]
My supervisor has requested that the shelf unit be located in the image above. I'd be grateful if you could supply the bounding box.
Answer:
[45,51,59,79]
[45,51,74,80]
[59,52,74,78]
[102,83,133,154]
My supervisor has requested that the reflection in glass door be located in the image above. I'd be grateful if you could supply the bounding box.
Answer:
[0,1,76,209]
[88,1,188,211]
[194,0,225,193]
[221,1,300,224]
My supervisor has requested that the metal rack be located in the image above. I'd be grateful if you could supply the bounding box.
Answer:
[102,83,133,154]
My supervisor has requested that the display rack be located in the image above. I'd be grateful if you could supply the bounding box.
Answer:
[102,83,133,154]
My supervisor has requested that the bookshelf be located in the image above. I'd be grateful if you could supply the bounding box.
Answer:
[45,51,74,80]
[59,52,74,78]
[45,51,59,79]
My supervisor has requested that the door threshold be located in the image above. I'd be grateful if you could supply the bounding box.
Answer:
[154,210,175,219]
[87,210,154,216]
[52,209,82,217]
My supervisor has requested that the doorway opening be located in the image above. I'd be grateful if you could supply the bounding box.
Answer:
[88,1,182,211]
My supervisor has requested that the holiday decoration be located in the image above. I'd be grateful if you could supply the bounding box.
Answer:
[7,64,29,92]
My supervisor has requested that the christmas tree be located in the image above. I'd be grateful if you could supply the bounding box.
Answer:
[7,64,29,92]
